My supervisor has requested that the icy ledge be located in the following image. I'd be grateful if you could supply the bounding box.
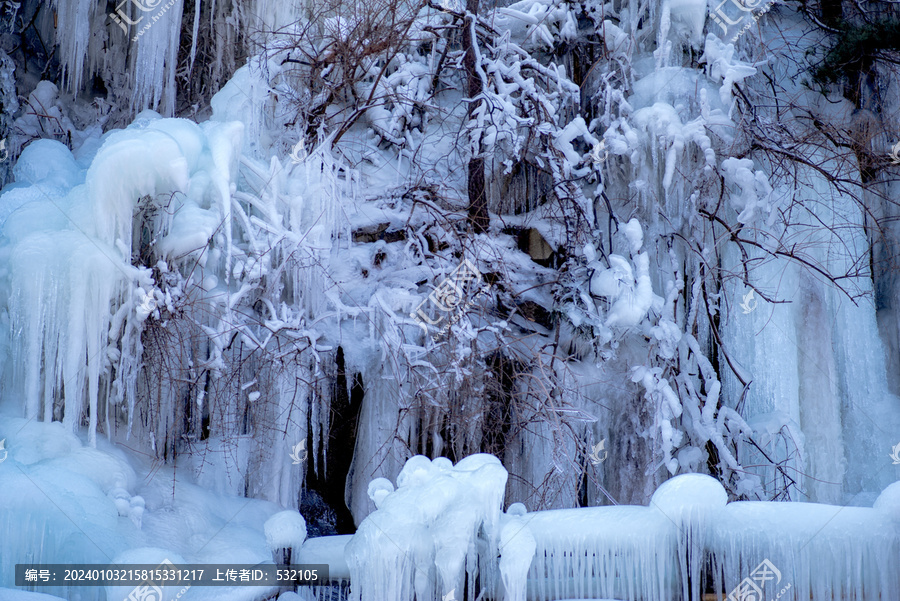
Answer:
[335,457,900,601]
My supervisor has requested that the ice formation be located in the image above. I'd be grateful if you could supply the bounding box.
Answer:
[265,510,308,562]
[0,87,348,511]
[341,467,900,601]
[498,506,536,601]
[709,499,900,600]
[346,455,507,601]
[0,417,286,601]
[1,0,899,600]
[4,0,894,529]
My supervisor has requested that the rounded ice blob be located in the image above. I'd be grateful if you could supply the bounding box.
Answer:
[264,510,308,554]
[432,456,453,471]
[650,473,728,513]
[506,502,527,517]
[874,481,900,523]
[396,454,436,488]
[367,477,394,508]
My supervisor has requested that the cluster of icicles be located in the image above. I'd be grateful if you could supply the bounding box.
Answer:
[337,455,900,601]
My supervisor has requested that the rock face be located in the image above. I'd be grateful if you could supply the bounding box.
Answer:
[300,489,339,538]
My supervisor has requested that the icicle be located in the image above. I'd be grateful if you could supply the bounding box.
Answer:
[347,454,508,601]
[52,0,96,92]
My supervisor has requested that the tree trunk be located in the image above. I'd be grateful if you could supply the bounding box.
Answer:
[463,0,489,234]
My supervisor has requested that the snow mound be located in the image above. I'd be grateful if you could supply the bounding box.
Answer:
[264,510,308,553]
[650,473,728,512]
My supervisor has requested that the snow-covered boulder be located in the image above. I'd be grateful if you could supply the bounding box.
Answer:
[265,510,308,564]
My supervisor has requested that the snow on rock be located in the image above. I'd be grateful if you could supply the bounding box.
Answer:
[0,421,126,599]
[0,415,287,599]
[650,473,728,512]
[265,510,308,557]
[0,418,81,465]
[9,139,82,193]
